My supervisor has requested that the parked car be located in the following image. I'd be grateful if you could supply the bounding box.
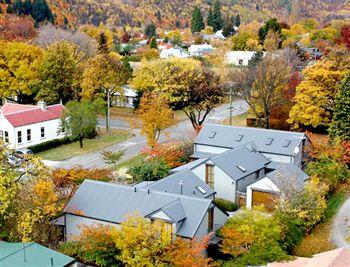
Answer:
[14,149,33,159]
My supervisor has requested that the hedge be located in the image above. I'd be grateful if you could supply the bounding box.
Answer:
[215,198,237,212]
[28,136,76,153]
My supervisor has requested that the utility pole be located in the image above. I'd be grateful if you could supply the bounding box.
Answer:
[106,88,110,133]
[228,83,235,125]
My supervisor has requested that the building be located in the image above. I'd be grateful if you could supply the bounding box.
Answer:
[188,44,214,56]
[193,124,308,168]
[246,164,309,210]
[63,179,228,241]
[225,51,261,66]
[113,85,137,108]
[204,30,226,41]
[160,46,189,59]
[0,242,76,267]
[0,101,65,149]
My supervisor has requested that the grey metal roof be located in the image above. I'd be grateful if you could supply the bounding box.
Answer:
[211,143,270,181]
[170,158,209,173]
[144,170,215,198]
[266,161,288,170]
[159,200,186,222]
[64,179,212,238]
[267,164,309,190]
[191,151,217,159]
[195,124,307,156]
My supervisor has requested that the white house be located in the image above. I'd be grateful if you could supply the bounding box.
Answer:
[204,30,226,41]
[225,51,263,66]
[0,101,65,149]
[113,85,137,108]
[62,179,228,241]
[160,46,189,59]
[188,44,214,56]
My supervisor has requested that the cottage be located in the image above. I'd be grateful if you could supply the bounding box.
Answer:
[160,46,189,59]
[188,44,214,56]
[63,179,228,241]
[0,102,65,149]
[246,164,309,210]
[113,85,137,108]
[225,51,262,66]
[0,242,76,267]
[194,124,308,167]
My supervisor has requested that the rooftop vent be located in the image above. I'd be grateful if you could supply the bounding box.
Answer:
[236,134,244,142]
[283,140,291,148]
[196,186,207,194]
[245,144,256,152]
[236,165,247,172]
[265,138,273,145]
[209,131,217,139]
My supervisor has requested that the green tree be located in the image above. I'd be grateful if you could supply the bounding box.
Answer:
[127,159,170,182]
[207,7,214,27]
[60,100,104,148]
[31,0,54,24]
[191,6,205,33]
[258,18,281,43]
[98,31,109,53]
[211,1,224,32]
[329,73,350,141]
[36,42,82,105]
[149,36,157,49]
[235,14,241,27]
[144,22,156,38]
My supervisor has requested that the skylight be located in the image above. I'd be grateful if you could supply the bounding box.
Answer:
[283,140,291,148]
[265,138,273,145]
[236,165,247,172]
[245,144,256,152]
[196,186,207,194]
[236,134,244,142]
[209,131,217,139]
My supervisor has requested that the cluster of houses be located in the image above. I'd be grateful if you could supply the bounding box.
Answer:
[60,124,310,243]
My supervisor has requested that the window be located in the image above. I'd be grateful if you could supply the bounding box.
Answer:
[208,209,214,231]
[209,131,216,139]
[205,164,214,188]
[236,134,244,142]
[283,140,291,148]
[238,59,243,65]
[17,131,22,143]
[27,129,31,141]
[4,131,9,143]
[265,138,273,145]
[41,127,45,138]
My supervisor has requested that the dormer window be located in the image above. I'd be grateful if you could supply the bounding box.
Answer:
[209,131,216,139]
[283,140,291,148]
[265,138,273,145]
[236,134,243,142]
[237,165,247,172]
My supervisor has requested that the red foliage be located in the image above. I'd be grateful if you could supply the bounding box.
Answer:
[0,14,37,41]
[142,142,185,168]
[339,24,350,49]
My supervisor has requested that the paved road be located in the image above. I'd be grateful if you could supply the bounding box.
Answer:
[331,198,350,248]
[52,100,248,169]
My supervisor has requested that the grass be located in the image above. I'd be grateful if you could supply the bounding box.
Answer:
[292,185,350,257]
[221,112,248,127]
[114,154,146,170]
[37,129,132,161]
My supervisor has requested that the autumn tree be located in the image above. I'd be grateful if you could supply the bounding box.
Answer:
[79,24,113,51]
[339,24,350,49]
[232,53,291,129]
[263,29,280,51]
[289,46,350,128]
[0,14,37,41]
[113,215,171,266]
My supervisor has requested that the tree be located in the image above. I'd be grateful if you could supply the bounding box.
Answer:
[233,54,291,128]
[339,24,350,49]
[80,24,113,51]
[60,100,103,148]
[144,22,156,38]
[263,29,280,51]
[211,1,224,32]
[127,158,170,182]
[113,215,171,266]
[36,42,82,104]
[191,6,205,33]
[207,7,214,28]
[329,73,350,141]
[0,41,43,101]
[132,58,224,131]
[98,31,109,53]
[258,18,281,43]
[235,14,241,27]
[222,21,234,37]
[149,36,157,49]
[136,93,174,147]
[31,0,54,24]
[0,14,36,41]
[248,51,264,66]
[289,47,350,128]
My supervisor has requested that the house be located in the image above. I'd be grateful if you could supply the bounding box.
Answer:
[0,242,76,267]
[113,85,137,108]
[188,44,214,56]
[63,179,228,241]
[269,248,350,267]
[246,164,309,210]
[225,51,263,66]
[204,30,226,41]
[193,124,308,168]
[0,101,65,149]
[170,143,270,202]
[160,46,189,59]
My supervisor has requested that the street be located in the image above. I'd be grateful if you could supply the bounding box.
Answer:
[51,100,248,169]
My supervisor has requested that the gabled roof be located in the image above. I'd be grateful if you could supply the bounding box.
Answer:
[210,143,270,181]
[142,169,215,198]
[195,124,307,156]
[0,242,75,267]
[170,158,209,173]
[64,179,213,238]
[1,103,64,127]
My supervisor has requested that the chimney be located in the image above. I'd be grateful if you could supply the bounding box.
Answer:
[179,180,183,195]
[37,100,47,111]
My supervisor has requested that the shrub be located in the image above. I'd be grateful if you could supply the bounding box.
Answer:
[127,158,170,182]
[100,150,125,166]
[28,137,75,153]
[214,198,237,212]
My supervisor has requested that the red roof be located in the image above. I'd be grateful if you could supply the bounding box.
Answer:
[1,103,64,127]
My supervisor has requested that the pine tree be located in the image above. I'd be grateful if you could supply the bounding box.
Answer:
[207,7,214,27]
[329,74,350,141]
[31,0,54,24]
[235,14,241,27]
[212,1,223,32]
[144,22,156,38]
[191,6,205,33]
[149,36,157,49]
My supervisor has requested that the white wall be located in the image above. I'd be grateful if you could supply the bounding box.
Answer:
[0,115,15,147]
[246,177,279,209]
[194,144,229,155]
[262,153,292,164]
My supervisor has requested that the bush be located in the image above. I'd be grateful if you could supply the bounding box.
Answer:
[28,137,75,153]
[127,159,170,182]
[215,198,237,212]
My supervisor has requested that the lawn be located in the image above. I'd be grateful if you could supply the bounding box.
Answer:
[221,112,247,127]
[37,129,132,161]
[292,185,349,257]
[114,154,146,170]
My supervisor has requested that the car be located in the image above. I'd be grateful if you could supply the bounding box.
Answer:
[14,149,34,159]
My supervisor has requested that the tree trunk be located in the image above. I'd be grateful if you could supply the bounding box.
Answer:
[265,109,270,129]
[79,137,84,148]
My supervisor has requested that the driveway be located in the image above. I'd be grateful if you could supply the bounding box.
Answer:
[51,100,248,169]
[331,198,350,248]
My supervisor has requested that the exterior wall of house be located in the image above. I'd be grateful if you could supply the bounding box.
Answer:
[194,207,228,240]
[236,171,261,193]
[65,214,120,240]
[246,177,279,209]
[0,116,15,146]
[194,144,229,155]
[261,153,292,164]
